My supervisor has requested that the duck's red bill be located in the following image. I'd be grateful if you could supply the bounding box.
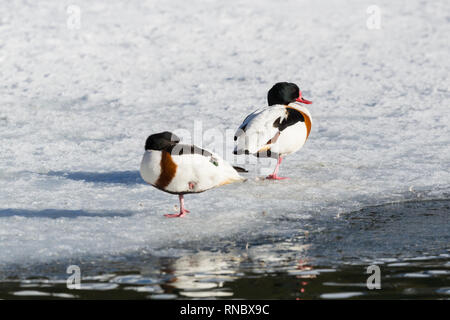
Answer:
[296,90,312,104]
[296,97,312,104]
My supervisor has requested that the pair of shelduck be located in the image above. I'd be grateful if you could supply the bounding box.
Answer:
[140,82,313,217]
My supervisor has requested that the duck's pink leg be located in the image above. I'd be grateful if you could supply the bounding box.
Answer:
[266,156,289,180]
[164,194,190,218]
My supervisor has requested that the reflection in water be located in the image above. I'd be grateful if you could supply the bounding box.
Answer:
[144,238,313,298]
[1,199,449,299]
[294,259,314,299]
[1,240,449,299]
[159,242,316,298]
[163,251,241,298]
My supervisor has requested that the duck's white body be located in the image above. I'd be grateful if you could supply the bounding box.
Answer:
[234,102,312,158]
[140,146,243,195]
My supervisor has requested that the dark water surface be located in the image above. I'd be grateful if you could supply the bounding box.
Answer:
[1,199,449,299]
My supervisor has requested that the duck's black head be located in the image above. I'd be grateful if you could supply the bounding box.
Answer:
[145,131,180,151]
[267,82,312,106]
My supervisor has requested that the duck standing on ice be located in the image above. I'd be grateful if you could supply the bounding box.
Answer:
[234,82,313,180]
[140,132,245,218]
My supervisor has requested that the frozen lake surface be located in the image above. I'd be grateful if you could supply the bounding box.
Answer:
[0,0,449,298]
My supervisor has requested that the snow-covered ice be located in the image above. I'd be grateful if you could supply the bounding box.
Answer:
[0,0,449,270]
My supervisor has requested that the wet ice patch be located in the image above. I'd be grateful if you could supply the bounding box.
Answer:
[436,288,450,295]
[12,290,51,297]
[76,283,119,291]
[111,275,159,285]
[320,292,364,299]
[150,294,178,300]
[124,285,163,293]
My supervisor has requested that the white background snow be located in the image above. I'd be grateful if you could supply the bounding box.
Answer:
[0,0,449,268]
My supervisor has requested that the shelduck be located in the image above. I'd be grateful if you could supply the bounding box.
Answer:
[234,82,313,180]
[140,131,245,217]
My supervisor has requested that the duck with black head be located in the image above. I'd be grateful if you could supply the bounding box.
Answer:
[140,131,245,218]
[233,82,313,180]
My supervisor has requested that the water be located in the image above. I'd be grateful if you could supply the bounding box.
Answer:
[1,199,448,299]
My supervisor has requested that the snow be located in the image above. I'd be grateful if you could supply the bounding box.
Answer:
[0,0,449,269]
